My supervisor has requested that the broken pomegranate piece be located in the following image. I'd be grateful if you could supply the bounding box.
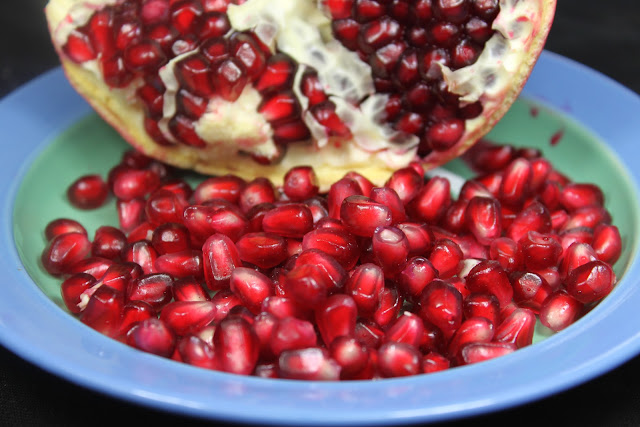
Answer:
[45,0,556,189]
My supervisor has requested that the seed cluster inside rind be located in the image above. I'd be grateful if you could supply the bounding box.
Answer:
[42,140,621,380]
[46,0,556,189]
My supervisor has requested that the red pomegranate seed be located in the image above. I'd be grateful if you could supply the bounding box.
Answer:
[463,293,500,327]
[293,249,347,292]
[283,264,330,309]
[559,183,605,212]
[494,307,536,349]
[173,277,210,302]
[489,237,523,272]
[61,273,97,314]
[423,351,450,374]
[235,232,288,269]
[302,227,360,270]
[377,342,421,377]
[344,172,375,198]
[561,205,611,231]
[384,167,423,204]
[160,300,217,336]
[151,222,190,255]
[278,347,341,380]
[155,249,203,278]
[113,169,160,201]
[373,286,403,328]
[408,176,451,223]
[565,260,616,304]
[91,226,126,260]
[127,221,155,244]
[261,204,314,238]
[539,291,583,332]
[119,301,155,336]
[213,317,259,375]
[69,256,114,279]
[44,218,87,241]
[41,232,91,276]
[329,336,370,379]
[122,240,158,275]
[459,179,494,202]
[144,189,187,226]
[341,195,393,237]
[448,317,494,362]
[559,227,593,253]
[214,57,248,101]
[559,242,598,280]
[80,285,124,338]
[315,294,358,346]
[67,174,109,209]
[177,335,218,370]
[384,312,425,349]
[126,318,176,358]
[397,256,438,298]
[344,263,385,315]
[506,201,552,243]
[282,166,319,201]
[465,196,502,245]
[418,279,463,340]
[519,231,562,270]
[465,260,513,309]
[510,271,552,313]
[592,224,622,265]
[499,158,532,207]
[230,32,266,80]
[372,226,410,277]
[260,296,310,320]
[396,222,434,257]
[117,198,146,233]
[127,273,173,309]
[229,267,274,314]
[370,187,407,224]
[201,233,241,290]
[327,177,363,219]
[193,175,245,205]
[238,177,276,214]
[460,342,517,365]
[428,238,463,279]
[269,316,317,356]
[198,11,230,39]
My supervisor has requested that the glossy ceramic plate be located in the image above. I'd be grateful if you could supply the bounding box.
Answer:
[1,51,640,425]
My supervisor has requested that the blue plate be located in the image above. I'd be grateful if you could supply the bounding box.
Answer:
[1,51,640,425]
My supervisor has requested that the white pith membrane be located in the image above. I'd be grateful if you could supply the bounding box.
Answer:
[46,0,555,189]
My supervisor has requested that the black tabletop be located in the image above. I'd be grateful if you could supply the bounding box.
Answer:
[1,1,639,426]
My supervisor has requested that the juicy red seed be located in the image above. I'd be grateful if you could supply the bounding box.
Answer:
[119,301,155,336]
[539,291,583,332]
[270,316,317,356]
[177,336,218,370]
[344,263,385,315]
[448,316,494,362]
[127,221,155,243]
[45,218,87,241]
[424,119,465,151]
[155,249,203,278]
[408,176,451,224]
[384,167,423,204]
[510,271,552,313]
[324,0,355,19]
[235,232,288,269]
[202,233,242,290]
[300,69,329,105]
[397,256,439,298]
[373,287,404,328]
[61,273,97,314]
[559,227,594,253]
[385,312,425,349]
[123,40,167,71]
[330,336,370,379]
[428,238,463,279]
[507,201,552,243]
[170,0,203,35]
[519,231,562,270]
[465,196,502,245]
[213,317,259,375]
[302,227,360,270]
[283,166,319,201]
[559,183,605,212]
[92,226,127,260]
[488,237,523,272]
[122,240,158,275]
[198,11,230,38]
[278,347,341,381]
[238,177,277,214]
[69,256,114,279]
[173,277,210,302]
[463,293,500,327]
[377,342,421,377]
[151,222,191,255]
[315,294,358,346]
[63,30,97,63]
[127,273,173,309]
[559,242,598,280]
[214,57,248,101]
[113,169,160,201]
[80,285,124,338]
[396,222,434,256]
[565,260,616,304]
[194,175,246,205]
[418,279,463,340]
[126,318,176,358]
[461,342,517,365]
[423,351,450,374]
[262,204,314,238]
[67,175,109,209]
[41,232,91,276]
[495,307,536,349]
[160,300,217,336]
[229,32,267,80]
[229,267,274,314]
[499,158,533,208]
[341,195,393,237]
[561,205,612,231]
[592,224,622,265]
[372,226,410,277]
[310,101,351,137]
[465,260,513,309]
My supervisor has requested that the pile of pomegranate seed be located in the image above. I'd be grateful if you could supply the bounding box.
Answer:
[41,142,622,380]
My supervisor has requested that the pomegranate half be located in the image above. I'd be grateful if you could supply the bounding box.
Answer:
[45,0,555,188]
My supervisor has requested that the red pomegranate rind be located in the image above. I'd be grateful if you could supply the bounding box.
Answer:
[46,0,556,190]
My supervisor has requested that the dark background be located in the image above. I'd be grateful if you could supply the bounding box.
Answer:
[1,1,639,426]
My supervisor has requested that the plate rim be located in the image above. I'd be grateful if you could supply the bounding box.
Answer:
[2,51,640,425]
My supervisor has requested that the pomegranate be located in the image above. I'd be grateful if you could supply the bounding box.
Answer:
[45,0,555,189]
[42,131,623,380]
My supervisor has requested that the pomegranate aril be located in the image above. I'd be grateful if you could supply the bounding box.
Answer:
[385,312,425,349]
[377,342,421,377]
[238,177,276,214]
[464,293,500,327]
[150,222,190,255]
[539,291,583,332]
[172,277,210,302]
[123,39,167,71]
[278,347,341,381]
[229,32,266,81]
[315,294,358,346]
[198,11,230,38]
[494,307,536,349]
[41,232,91,276]
[423,351,450,374]
[310,101,351,137]
[122,240,158,275]
[397,256,438,298]
[69,256,114,279]
[177,335,218,370]
[461,342,517,365]
[126,318,176,358]
[214,57,248,102]
[592,224,622,265]
[407,176,451,224]
[283,264,330,309]
[159,300,216,336]
[565,260,616,304]
[302,227,360,270]
[373,286,403,328]
[119,301,156,336]
[510,271,552,313]
[507,201,552,243]
[283,167,319,202]
[559,183,605,212]
[61,273,97,314]
[127,273,173,309]
[418,280,462,340]
[561,205,612,231]
[269,316,318,356]
[344,172,375,198]
[262,204,314,238]
[519,231,562,270]
[327,177,363,219]
[201,233,241,290]
[329,336,370,379]
[229,267,273,314]
[235,232,288,269]
[465,260,513,309]
[465,196,502,245]
[80,285,124,338]
[341,195,393,237]
[213,316,259,375]
[428,238,463,279]
[193,174,246,205]
[155,249,203,278]
[91,226,126,260]
[559,242,598,280]
[45,218,87,241]
[448,317,494,363]
[67,174,109,209]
